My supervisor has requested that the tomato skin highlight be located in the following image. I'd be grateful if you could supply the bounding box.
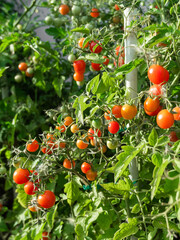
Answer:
[13,168,30,184]
[108,121,120,134]
[24,181,38,195]
[73,60,86,73]
[172,106,180,121]
[145,105,162,116]
[156,109,174,129]
[112,105,122,118]
[26,140,39,152]
[38,190,56,209]
[59,4,70,15]
[148,65,169,85]
[121,104,137,120]
[144,97,160,112]
[81,162,91,174]
[73,72,84,82]
[70,124,79,133]
[90,41,103,54]
[86,169,97,181]
[63,158,75,169]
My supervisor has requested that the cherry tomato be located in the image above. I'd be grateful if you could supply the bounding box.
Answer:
[112,105,122,118]
[90,8,99,18]
[26,140,39,152]
[91,62,101,71]
[46,133,55,141]
[64,116,73,126]
[70,124,79,133]
[81,162,91,174]
[68,54,76,62]
[41,232,51,240]
[92,119,101,129]
[59,4,70,15]
[114,56,124,67]
[108,121,119,134]
[56,125,66,132]
[73,60,86,73]
[88,128,101,140]
[24,181,38,195]
[73,72,84,82]
[59,142,66,148]
[114,4,120,10]
[103,56,109,65]
[112,16,120,24]
[78,38,89,48]
[149,84,162,97]
[72,5,81,15]
[172,106,180,121]
[13,168,29,184]
[98,144,107,153]
[144,97,160,112]
[14,74,23,83]
[169,131,178,142]
[104,110,111,120]
[38,190,56,209]
[63,158,75,169]
[41,147,52,155]
[121,104,137,120]
[90,41,103,54]
[76,139,89,149]
[156,109,174,129]
[86,169,97,181]
[148,65,169,85]
[45,16,53,25]
[28,205,38,212]
[18,62,27,72]
[145,105,162,116]
[53,18,62,27]
[107,140,118,149]
[115,46,125,57]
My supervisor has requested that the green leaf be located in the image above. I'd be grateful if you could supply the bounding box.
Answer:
[151,157,169,200]
[97,211,112,230]
[52,76,65,97]
[153,217,180,233]
[0,67,8,77]
[114,59,144,75]
[90,105,99,117]
[148,128,158,146]
[86,208,103,230]
[172,140,180,155]
[131,203,141,214]
[45,27,66,38]
[73,95,92,124]
[71,27,90,34]
[64,180,80,205]
[0,216,8,232]
[75,224,86,240]
[114,143,144,182]
[33,222,46,240]
[152,152,162,167]
[47,204,58,229]
[101,180,130,195]
[84,54,105,63]
[86,74,100,94]
[113,218,138,240]
[16,185,31,208]
[157,136,169,146]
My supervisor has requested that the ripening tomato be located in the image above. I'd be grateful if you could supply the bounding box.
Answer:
[63,158,75,169]
[24,181,38,195]
[59,142,66,148]
[90,138,98,146]
[76,139,89,149]
[112,105,122,118]
[91,62,101,71]
[90,41,103,54]
[92,119,101,129]
[41,147,52,155]
[88,128,101,140]
[59,4,70,15]
[114,4,120,10]
[149,84,163,97]
[148,65,169,85]
[13,168,29,184]
[73,72,84,82]
[104,110,111,120]
[156,109,174,129]
[86,169,97,181]
[0,203,2,211]
[169,131,178,142]
[114,56,124,67]
[46,133,55,141]
[107,140,118,149]
[81,162,91,173]
[73,60,86,73]
[70,124,79,133]
[28,205,38,212]
[172,106,180,121]
[90,8,99,18]
[115,46,125,57]
[108,121,119,134]
[18,62,28,72]
[121,104,137,120]
[144,97,160,112]
[26,140,39,152]
[56,125,66,132]
[41,232,51,240]
[98,144,107,153]
[145,105,162,116]
[64,116,73,126]
[103,56,109,65]
[38,190,56,209]
[78,38,89,48]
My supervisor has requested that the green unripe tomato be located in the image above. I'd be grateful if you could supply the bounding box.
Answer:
[15,74,23,83]
[81,16,89,24]
[107,140,118,149]
[26,67,34,74]
[0,166,6,175]
[68,54,76,62]
[85,23,94,31]
[72,5,81,15]
[92,119,101,129]
[17,24,23,31]
[45,16,53,25]
[53,18,62,27]
[76,80,84,87]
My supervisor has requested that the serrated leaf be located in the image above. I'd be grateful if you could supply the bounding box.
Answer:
[153,217,180,233]
[53,77,65,97]
[101,180,130,195]
[64,180,80,205]
[86,74,100,94]
[16,185,31,208]
[114,143,144,182]
[152,152,162,167]
[157,136,169,146]
[71,27,90,34]
[113,219,138,240]
[114,59,144,75]
[131,203,141,214]
[148,128,158,146]
[97,211,112,230]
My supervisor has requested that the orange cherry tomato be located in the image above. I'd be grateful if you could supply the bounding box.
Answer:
[59,4,70,15]
[144,97,160,112]
[112,105,122,118]
[156,109,174,129]
[121,104,137,120]
[56,125,66,132]
[81,162,91,174]
[148,64,169,85]
[25,70,33,78]
[115,46,125,57]
[78,38,89,48]
[114,4,120,10]
[64,116,73,126]
[104,110,111,120]
[13,168,30,184]
[86,169,97,181]
[73,72,84,82]
[76,139,89,149]
[28,205,38,212]
[26,140,39,152]
[172,106,180,121]
[145,105,162,116]
[149,84,162,97]
[70,124,79,133]
[99,144,107,153]
[18,62,27,72]
[63,158,75,169]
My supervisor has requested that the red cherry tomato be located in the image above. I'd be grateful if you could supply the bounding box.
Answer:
[38,190,56,209]
[18,62,28,72]
[41,231,51,240]
[145,105,162,116]
[108,121,119,134]
[148,65,169,85]
[73,72,84,81]
[112,105,122,118]
[90,41,103,54]
[121,104,137,120]
[169,131,178,142]
[144,97,160,112]
[91,62,101,71]
[103,56,109,65]
[63,158,75,169]
[156,109,174,129]
[114,4,120,10]
[90,8,99,18]
[26,140,39,152]
[59,4,70,15]
[73,60,86,73]
[24,181,38,195]
[13,168,30,184]
[88,128,101,140]
[149,84,162,97]
[81,162,91,174]
[86,169,97,181]
[115,46,125,57]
